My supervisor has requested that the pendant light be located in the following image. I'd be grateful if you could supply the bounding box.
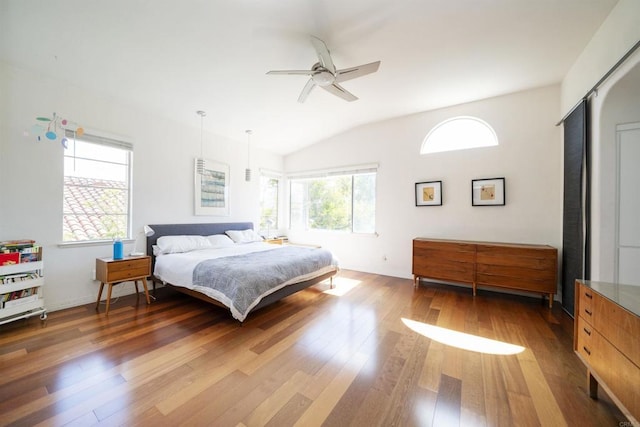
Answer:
[245,129,252,182]
[196,110,206,175]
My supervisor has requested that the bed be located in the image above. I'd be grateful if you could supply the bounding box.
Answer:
[146,222,338,322]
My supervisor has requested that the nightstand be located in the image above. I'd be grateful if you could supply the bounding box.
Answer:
[264,238,285,245]
[95,255,151,314]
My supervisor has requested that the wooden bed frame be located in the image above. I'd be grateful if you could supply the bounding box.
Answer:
[146,222,337,319]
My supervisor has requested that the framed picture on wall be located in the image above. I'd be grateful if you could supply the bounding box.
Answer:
[415,181,442,206]
[195,158,230,216]
[472,177,505,206]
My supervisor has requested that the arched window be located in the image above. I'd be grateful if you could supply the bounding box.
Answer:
[421,116,498,154]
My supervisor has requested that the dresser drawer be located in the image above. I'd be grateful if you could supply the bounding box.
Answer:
[589,325,640,419]
[412,240,475,283]
[576,315,595,362]
[578,287,595,326]
[592,290,640,368]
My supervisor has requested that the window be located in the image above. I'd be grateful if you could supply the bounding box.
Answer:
[289,165,376,233]
[259,173,280,235]
[421,116,498,154]
[63,133,133,242]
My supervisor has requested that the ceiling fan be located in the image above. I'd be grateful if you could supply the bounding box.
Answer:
[267,36,381,103]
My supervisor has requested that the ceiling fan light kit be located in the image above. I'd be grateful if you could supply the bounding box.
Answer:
[267,36,380,103]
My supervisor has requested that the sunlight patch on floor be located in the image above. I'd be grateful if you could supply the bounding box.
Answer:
[402,318,525,355]
[323,277,362,296]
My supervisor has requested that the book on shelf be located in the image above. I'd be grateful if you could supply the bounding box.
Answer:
[1,287,39,303]
[2,294,39,309]
[0,272,41,284]
[0,252,19,266]
[0,240,42,264]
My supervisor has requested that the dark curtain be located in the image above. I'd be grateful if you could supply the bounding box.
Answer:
[562,99,589,317]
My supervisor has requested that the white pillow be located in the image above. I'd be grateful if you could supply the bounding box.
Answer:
[225,229,263,244]
[206,234,236,248]
[155,235,212,254]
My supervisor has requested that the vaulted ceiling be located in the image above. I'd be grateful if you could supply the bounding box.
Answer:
[1,0,618,155]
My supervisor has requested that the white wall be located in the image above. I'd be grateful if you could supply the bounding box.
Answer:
[285,85,562,284]
[0,62,283,311]
[561,0,640,117]
[589,52,640,281]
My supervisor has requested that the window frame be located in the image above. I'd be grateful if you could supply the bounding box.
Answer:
[421,116,498,154]
[259,171,282,236]
[62,131,133,244]
[288,164,377,234]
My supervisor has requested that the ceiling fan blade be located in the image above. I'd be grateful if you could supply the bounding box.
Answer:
[335,61,381,83]
[298,79,316,103]
[267,70,314,76]
[322,83,358,102]
[310,36,335,73]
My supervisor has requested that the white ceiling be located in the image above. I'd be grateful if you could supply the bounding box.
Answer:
[1,0,618,155]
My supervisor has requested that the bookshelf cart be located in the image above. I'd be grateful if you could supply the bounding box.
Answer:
[0,243,47,326]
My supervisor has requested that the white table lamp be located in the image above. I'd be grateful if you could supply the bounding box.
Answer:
[130,225,155,256]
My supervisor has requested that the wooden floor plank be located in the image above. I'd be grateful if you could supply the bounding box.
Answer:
[432,373,462,427]
[242,371,311,426]
[0,270,630,426]
[293,352,369,427]
[264,392,313,427]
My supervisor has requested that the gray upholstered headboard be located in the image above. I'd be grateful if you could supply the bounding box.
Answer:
[146,222,253,272]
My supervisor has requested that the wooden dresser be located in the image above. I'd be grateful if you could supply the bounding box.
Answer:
[574,280,640,425]
[412,238,557,306]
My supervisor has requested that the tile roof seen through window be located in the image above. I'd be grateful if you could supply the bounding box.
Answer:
[63,176,129,241]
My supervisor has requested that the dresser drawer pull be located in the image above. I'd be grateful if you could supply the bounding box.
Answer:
[583,346,591,356]
[584,292,592,299]
[583,327,591,336]
[584,309,592,316]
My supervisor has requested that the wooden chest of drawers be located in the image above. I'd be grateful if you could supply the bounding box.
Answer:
[412,238,557,306]
[574,280,640,425]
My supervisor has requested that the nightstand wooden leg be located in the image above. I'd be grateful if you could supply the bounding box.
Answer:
[134,280,140,299]
[141,279,151,305]
[95,282,105,310]
[105,283,114,314]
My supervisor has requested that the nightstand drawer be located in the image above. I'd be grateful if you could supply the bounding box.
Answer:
[96,257,150,283]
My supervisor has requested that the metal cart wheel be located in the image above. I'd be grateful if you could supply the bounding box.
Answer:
[40,311,47,320]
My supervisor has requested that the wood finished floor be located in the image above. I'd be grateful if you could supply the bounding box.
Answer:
[0,270,629,427]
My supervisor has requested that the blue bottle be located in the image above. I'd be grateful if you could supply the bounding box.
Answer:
[113,238,124,260]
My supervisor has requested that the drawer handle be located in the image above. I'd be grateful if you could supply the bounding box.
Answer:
[583,346,591,356]
[584,292,592,299]
[584,309,592,316]
[583,327,591,336]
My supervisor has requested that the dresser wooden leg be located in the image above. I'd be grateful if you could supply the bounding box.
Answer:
[588,370,598,398]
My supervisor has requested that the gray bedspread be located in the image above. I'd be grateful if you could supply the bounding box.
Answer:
[193,246,336,321]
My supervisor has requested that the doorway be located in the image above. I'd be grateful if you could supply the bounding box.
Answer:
[616,122,640,285]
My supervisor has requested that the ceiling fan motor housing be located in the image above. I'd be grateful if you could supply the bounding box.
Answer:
[312,66,335,86]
